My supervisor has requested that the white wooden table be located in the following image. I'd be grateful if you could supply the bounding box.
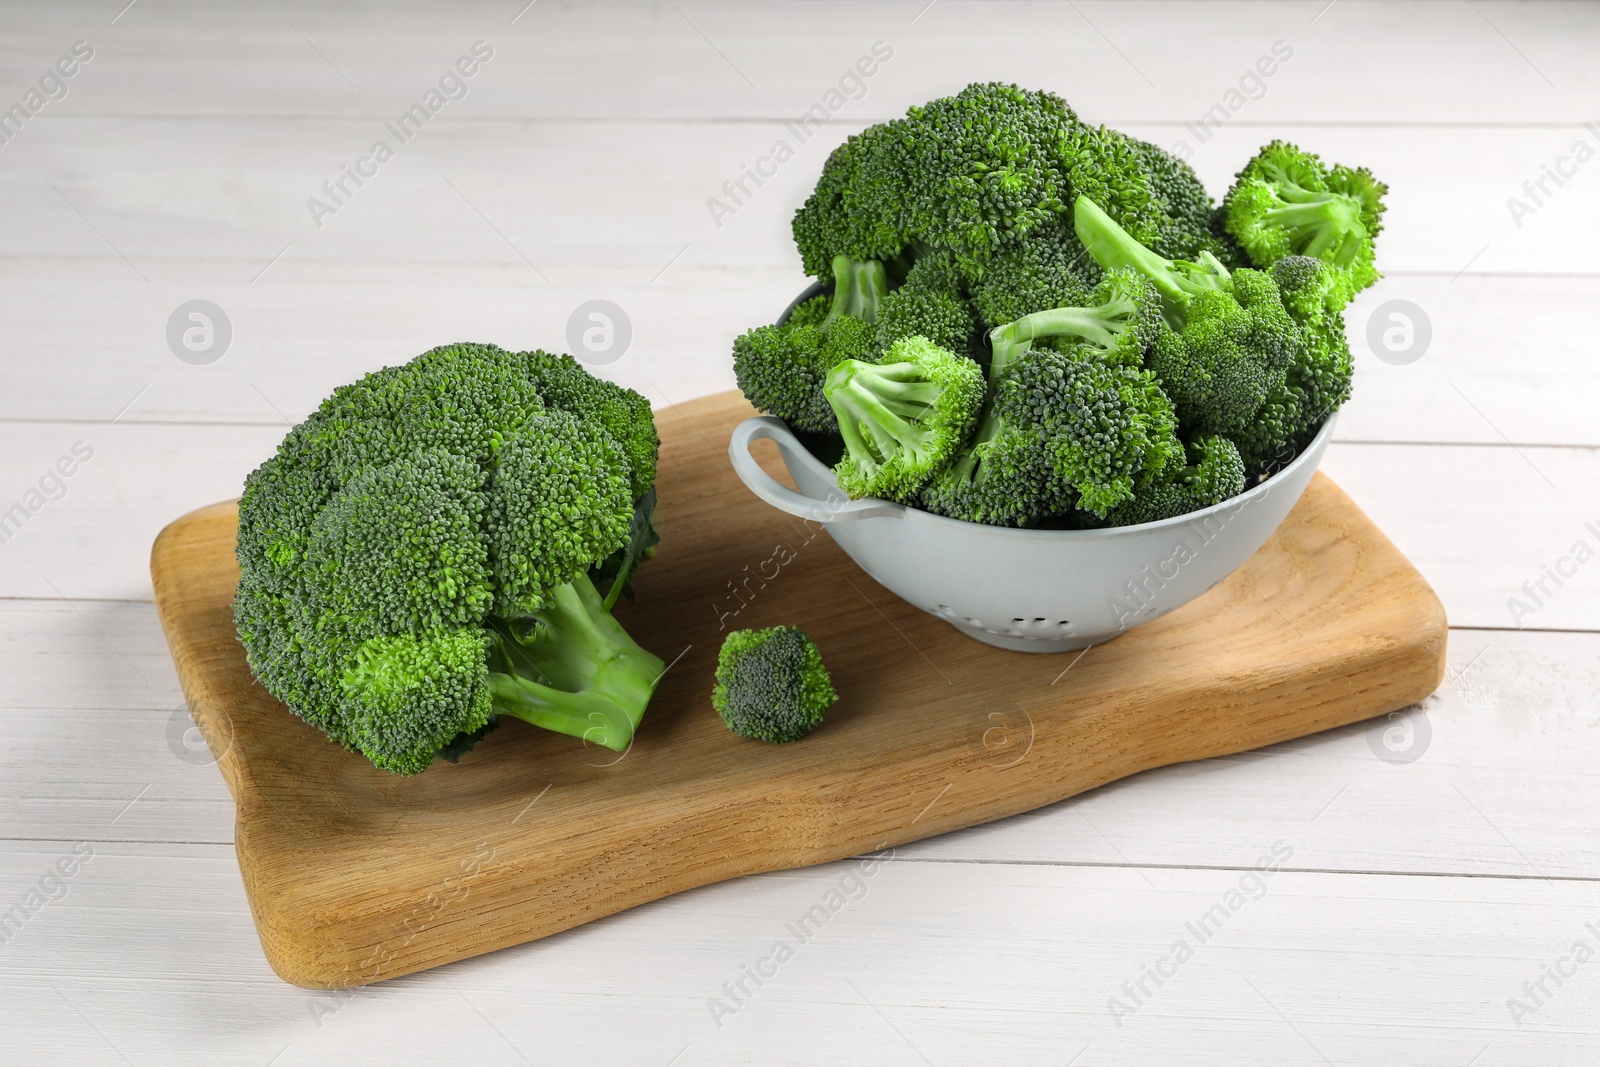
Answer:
[2,2,1596,1062]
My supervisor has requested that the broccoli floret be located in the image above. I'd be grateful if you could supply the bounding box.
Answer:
[732,254,887,433]
[1073,194,1234,325]
[919,402,1073,528]
[1229,256,1355,471]
[921,341,1178,525]
[234,342,666,775]
[824,335,986,503]
[1125,136,1239,265]
[969,218,1102,330]
[876,253,979,355]
[1104,433,1246,525]
[793,83,1084,280]
[987,268,1168,374]
[792,123,908,279]
[1146,267,1298,438]
[1001,346,1182,518]
[1221,141,1387,306]
[1073,195,1300,440]
[712,627,837,743]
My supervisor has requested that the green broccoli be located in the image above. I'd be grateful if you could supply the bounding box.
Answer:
[233,343,665,775]
[969,218,1101,330]
[824,335,986,503]
[986,268,1169,375]
[1230,256,1355,470]
[1002,345,1182,518]
[875,253,980,355]
[713,627,837,743]
[1104,433,1246,525]
[1125,135,1241,265]
[918,399,1074,528]
[1221,140,1387,306]
[1073,194,1233,324]
[732,254,886,433]
[1074,195,1299,440]
[921,342,1179,525]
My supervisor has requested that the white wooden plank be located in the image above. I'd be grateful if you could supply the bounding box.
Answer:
[1,117,1593,279]
[0,842,1595,1065]
[2,0,1594,124]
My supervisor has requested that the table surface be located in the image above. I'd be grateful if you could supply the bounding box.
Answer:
[1,2,1596,1064]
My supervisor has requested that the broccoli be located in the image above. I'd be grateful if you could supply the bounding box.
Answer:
[233,343,665,775]
[921,343,1179,525]
[1003,345,1182,518]
[712,627,837,743]
[824,335,986,503]
[831,83,1076,280]
[1104,433,1246,526]
[986,268,1168,375]
[1229,256,1355,470]
[1125,135,1241,265]
[918,398,1074,528]
[1073,194,1233,324]
[1221,140,1387,306]
[732,254,887,433]
[969,218,1101,330]
[875,252,980,355]
[1074,195,1298,440]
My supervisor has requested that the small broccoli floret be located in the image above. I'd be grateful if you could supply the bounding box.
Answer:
[1228,256,1355,471]
[1073,196,1301,440]
[234,342,666,775]
[1104,433,1246,525]
[969,219,1102,330]
[1001,346,1182,518]
[987,268,1168,374]
[824,336,985,502]
[1221,141,1387,306]
[1124,136,1236,265]
[1073,194,1233,325]
[876,253,979,354]
[732,254,887,432]
[919,404,1073,528]
[1146,267,1297,438]
[713,627,837,743]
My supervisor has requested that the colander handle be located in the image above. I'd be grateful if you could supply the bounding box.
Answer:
[728,417,903,523]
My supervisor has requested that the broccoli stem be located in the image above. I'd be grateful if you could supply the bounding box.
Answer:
[828,361,941,465]
[1073,196,1230,326]
[988,302,1133,369]
[826,254,889,326]
[486,573,665,751]
[1255,196,1365,262]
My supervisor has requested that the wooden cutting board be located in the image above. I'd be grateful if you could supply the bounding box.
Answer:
[151,390,1446,989]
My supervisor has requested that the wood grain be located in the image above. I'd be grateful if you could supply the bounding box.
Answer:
[149,390,1447,989]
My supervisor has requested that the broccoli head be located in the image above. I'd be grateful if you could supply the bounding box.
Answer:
[732,254,887,433]
[713,626,838,743]
[233,342,665,775]
[1104,433,1246,526]
[1229,256,1355,471]
[968,218,1102,330]
[824,335,986,503]
[1221,140,1387,306]
[875,252,980,355]
[1001,345,1182,518]
[986,267,1169,375]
